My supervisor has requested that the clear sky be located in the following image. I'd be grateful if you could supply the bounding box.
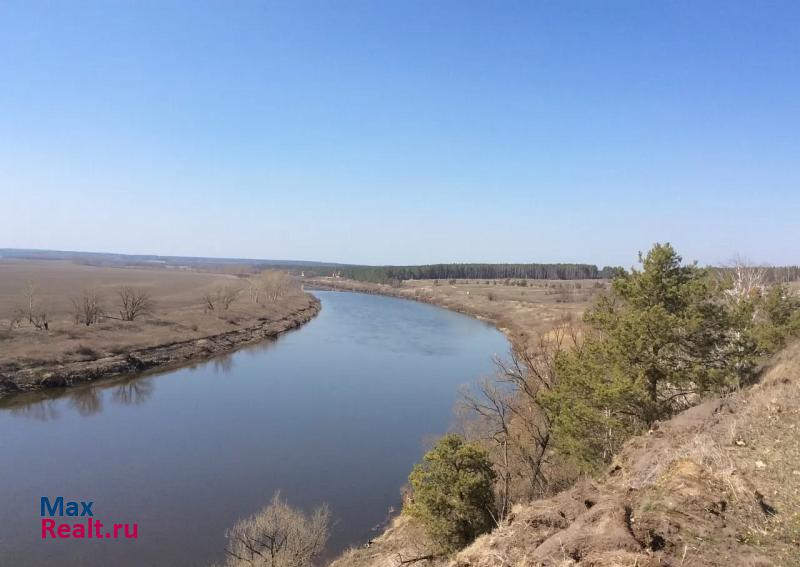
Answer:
[1,1,798,267]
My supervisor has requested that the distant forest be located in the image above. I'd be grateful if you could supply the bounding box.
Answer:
[336,263,800,285]
[338,263,622,284]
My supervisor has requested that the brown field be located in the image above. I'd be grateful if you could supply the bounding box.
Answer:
[0,260,313,372]
[307,277,608,349]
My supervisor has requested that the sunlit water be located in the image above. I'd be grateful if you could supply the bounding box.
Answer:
[0,291,509,566]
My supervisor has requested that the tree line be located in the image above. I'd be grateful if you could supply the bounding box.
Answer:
[331,263,800,286]
[339,263,621,284]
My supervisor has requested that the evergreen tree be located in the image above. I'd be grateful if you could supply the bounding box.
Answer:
[543,243,736,471]
[405,434,496,552]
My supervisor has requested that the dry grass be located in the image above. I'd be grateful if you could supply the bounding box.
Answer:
[0,260,312,372]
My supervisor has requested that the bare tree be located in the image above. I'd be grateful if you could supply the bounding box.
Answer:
[222,493,330,567]
[461,320,580,504]
[219,286,239,310]
[252,272,294,304]
[16,281,50,330]
[202,286,240,313]
[30,306,50,331]
[722,256,772,388]
[726,254,768,304]
[72,289,103,326]
[460,378,514,520]
[118,287,152,321]
[202,292,217,312]
[24,281,36,324]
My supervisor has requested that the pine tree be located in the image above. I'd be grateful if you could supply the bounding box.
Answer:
[543,243,736,471]
[405,434,496,552]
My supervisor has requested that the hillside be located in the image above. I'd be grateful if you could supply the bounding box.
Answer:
[332,341,800,566]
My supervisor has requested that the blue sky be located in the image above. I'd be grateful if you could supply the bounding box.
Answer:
[1,1,798,267]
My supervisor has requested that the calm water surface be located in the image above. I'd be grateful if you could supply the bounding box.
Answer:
[0,291,508,566]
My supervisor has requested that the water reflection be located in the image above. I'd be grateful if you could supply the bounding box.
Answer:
[212,352,235,374]
[6,396,61,421]
[111,376,155,405]
[0,334,280,420]
[1,374,157,420]
[69,386,103,416]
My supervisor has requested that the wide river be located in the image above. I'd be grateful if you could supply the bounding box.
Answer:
[0,291,508,566]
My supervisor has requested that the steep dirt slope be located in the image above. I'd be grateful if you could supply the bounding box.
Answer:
[454,342,800,566]
[332,342,800,567]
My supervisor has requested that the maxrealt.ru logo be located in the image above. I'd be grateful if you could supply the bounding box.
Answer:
[40,497,138,540]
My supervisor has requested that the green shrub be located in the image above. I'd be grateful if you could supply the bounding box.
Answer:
[753,284,800,352]
[406,434,496,552]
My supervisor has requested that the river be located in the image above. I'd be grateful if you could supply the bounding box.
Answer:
[0,291,509,566]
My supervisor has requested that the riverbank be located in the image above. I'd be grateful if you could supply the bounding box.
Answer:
[0,295,319,396]
[0,260,322,397]
[332,340,800,567]
[306,277,603,350]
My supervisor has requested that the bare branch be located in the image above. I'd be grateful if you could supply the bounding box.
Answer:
[222,493,330,567]
[71,289,103,326]
[118,286,153,321]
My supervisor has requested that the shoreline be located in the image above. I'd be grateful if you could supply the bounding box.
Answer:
[0,295,321,398]
[306,279,518,343]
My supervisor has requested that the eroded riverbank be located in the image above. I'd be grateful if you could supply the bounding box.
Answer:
[0,295,320,397]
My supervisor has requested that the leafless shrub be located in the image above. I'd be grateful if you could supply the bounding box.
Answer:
[30,305,50,330]
[118,287,153,321]
[461,377,515,520]
[16,281,50,331]
[250,271,294,304]
[72,289,103,326]
[219,286,239,310]
[461,320,582,506]
[221,493,330,567]
[202,292,217,312]
[202,286,240,312]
